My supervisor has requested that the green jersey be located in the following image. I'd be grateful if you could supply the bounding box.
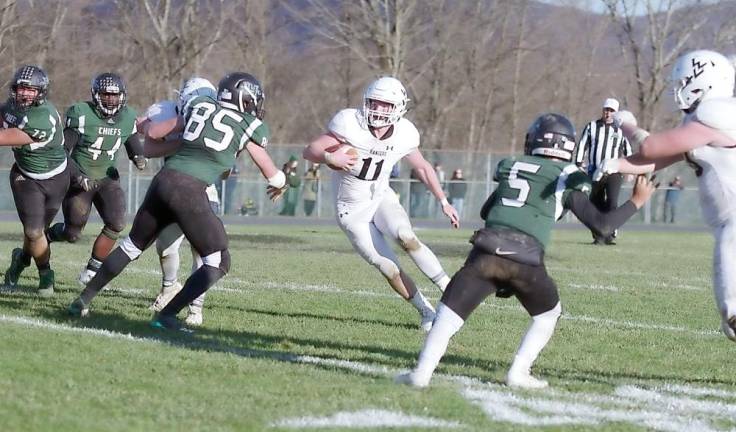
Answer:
[165,96,270,184]
[1,101,66,177]
[485,155,591,249]
[66,102,138,180]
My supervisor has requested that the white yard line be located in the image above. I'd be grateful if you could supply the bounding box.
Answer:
[1,313,735,431]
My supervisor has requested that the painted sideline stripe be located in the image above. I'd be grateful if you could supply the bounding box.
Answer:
[2,314,735,431]
[272,409,461,429]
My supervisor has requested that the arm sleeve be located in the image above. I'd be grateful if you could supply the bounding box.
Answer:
[124,133,145,161]
[63,127,80,154]
[480,191,497,220]
[574,123,590,166]
[565,190,638,237]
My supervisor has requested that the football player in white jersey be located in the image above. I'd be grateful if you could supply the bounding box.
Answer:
[136,77,220,325]
[594,49,736,341]
[303,76,460,331]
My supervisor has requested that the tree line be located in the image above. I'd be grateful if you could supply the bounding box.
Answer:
[0,0,734,160]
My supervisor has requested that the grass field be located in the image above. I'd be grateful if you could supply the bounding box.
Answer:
[0,220,734,431]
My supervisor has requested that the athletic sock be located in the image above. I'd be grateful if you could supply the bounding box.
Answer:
[80,247,132,304]
[408,243,449,291]
[413,303,465,381]
[409,290,433,312]
[509,302,561,375]
[160,265,224,316]
[160,250,180,286]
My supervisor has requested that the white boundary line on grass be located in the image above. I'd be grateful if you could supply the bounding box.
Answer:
[1,313,735,431]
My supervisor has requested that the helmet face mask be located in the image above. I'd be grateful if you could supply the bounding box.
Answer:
[671,50,735,112]
[178,77,216,112]
[9,65,49,111]
[91,73,127,117]
[217,72,265,119]
[524,113,576,162]
[362,77,409,128]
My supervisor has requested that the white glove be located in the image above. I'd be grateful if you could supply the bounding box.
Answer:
[592,159,620,182]
[613,110,637,128]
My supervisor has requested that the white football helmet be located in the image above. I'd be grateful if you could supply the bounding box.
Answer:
[362,76,409,127]
[177,76,217,112]
[671,50,735,112]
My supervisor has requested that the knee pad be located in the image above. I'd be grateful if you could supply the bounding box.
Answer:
[24,226,45,242]
[102,224,123,240]
[202,249,230,274]
[397,226,421,251]
[119,236,143,260]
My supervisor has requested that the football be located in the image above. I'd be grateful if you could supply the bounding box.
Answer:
[325,144,359,170]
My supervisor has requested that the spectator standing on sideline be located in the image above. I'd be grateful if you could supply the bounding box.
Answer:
[663,176,684,223]
[448,169,467,219]
[302,163,320,216]
[224,163,239,214]
[279,155,301,216]
[574,97,632,245]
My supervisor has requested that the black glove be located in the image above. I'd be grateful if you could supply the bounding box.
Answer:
[133,155,147,170]
[75,175,99,192]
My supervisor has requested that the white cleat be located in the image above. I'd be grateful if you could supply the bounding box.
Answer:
[78,267,97,286]
[184,304,203,326]
[149,281,183,312]
[420,307,436,332]
[506,370,549,389]
[394,371,430,388]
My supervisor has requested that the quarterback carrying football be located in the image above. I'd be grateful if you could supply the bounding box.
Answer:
[304,76,459,332]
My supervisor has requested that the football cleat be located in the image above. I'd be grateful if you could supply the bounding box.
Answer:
[68,297,90,318]
[78,267,97,286]
[420,307,436,332]
[184,304,203,326]
[394,371,430,388]
[149,281,183,312]
[4,248,29,288]
[506,369,549,389]
[37,269,55,298]
[150,313,193,333]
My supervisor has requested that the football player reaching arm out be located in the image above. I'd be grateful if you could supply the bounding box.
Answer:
[397,113,656,390]
[593,50,736,343]
[404,149,460,228]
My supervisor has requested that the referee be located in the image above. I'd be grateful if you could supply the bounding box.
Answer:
[574,98,633,245]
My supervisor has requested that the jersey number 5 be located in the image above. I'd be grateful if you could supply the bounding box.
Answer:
[502,161,540,208]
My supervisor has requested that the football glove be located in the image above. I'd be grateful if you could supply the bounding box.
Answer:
[267,184,289,202]
[76,175,99,192]
[133,155,147,170]
[613,110,637,128]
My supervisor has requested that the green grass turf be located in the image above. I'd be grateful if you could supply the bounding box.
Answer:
[0,221,733,431]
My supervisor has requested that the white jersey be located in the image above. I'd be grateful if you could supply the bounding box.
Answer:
[328,108,419,208]
[686,98,736,227]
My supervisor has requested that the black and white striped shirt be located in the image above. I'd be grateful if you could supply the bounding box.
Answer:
[574,119,632,175]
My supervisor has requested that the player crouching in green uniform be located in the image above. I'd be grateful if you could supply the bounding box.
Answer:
[0,65,69,296]
[46,73,146,285]
[396,113,657,389]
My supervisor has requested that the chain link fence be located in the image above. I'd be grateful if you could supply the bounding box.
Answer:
[0,145,705,226]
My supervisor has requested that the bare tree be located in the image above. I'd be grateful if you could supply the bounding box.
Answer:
[602,0,708,130]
